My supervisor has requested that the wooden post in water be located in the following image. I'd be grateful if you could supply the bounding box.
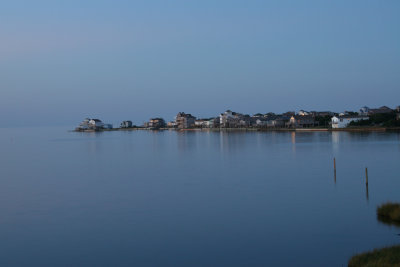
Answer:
[334,158,336,171]
[365,167,369,201]
[333,158,336,183]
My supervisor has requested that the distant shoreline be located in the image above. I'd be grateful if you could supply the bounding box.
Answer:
[72,127,400,133]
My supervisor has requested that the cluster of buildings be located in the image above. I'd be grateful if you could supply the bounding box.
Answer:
[163,110,342,129]
[144,118,166,129]
[163,106,398,129]
[76,105,400,131]
[75,118,113,131]
[161,110,329,129]
[331,106,396,128]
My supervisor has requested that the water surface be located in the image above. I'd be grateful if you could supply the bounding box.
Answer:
[0,127,399,266]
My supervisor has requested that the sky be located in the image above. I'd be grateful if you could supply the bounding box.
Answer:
[0,0,399,127]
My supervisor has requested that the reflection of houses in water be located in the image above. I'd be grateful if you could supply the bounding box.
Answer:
[176,131,197,152]
[331,131,340,154]
[332,131,339,144]
[291,132,296,154]
[219,131,249,153]
[79,131,104,154]
[176,130,253,154]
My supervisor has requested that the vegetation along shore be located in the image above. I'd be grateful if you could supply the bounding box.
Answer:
[348,245,400,267]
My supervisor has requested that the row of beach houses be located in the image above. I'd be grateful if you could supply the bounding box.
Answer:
[76,105,400,131]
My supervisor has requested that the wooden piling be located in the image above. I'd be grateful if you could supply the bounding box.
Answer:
[334,170,336,183]
[334,158,336,171]
[333,158,336,183]
[365,167,368,185]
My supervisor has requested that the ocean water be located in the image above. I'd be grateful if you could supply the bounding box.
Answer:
[0,127,399,266]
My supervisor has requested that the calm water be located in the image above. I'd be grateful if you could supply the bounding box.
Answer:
[0,127,399,266]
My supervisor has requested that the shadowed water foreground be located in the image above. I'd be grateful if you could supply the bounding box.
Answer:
[0,127,400,266]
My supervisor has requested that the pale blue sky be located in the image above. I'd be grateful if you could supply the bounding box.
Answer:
[1,0,399,126]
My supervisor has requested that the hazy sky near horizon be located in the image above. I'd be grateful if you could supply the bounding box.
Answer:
[1,0,399,126]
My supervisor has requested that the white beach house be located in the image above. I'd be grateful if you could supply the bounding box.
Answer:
[331,116,369,128]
